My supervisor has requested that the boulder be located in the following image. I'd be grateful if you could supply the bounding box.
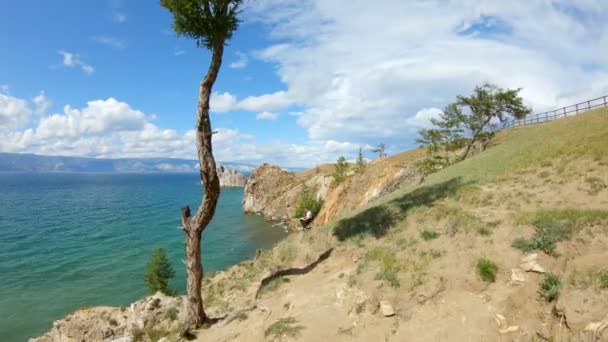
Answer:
[379,301,396,317]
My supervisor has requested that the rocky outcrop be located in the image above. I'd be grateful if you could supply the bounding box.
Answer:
[31,292,184,342]
[217,164,247,187]
[242,164,333,222]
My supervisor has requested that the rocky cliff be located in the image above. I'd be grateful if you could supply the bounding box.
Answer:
[242,151,424,226]
[217,164,247,187]
[242,164,333,222]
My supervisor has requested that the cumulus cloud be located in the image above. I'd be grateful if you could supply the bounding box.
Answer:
[241,0,608,148]
[256,111,278,120]
[92,35,127,49]
[58,50,95,74]
[32,91,51,115]
[210,92,238,112]
[229,52,249,69]
[0,93,32,129]
[405,108,443,129]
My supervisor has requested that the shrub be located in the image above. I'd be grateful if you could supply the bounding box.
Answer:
[264,317,304,341]
[512,209,608,255]
[585,177,607,195]
[144,247,175,295]
[476,257,498,283]
[539,273,562,302]
[333,156,349,183]
[599,269,608,289]
[420,230,439,241]
[294,185,324,219]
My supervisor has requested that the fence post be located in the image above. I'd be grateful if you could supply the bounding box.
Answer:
[575,103,579,114]
[604,96,607,107]
[563,107,566,118]
[588,100,591,111]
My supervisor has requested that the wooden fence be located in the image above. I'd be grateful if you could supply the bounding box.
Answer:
[501,95,608,129]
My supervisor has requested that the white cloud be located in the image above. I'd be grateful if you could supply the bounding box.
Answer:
[256,111,278,120]
[93,35,126,49]
[405,108,443,129]
[58,50,95,74]
[0,93,32,129]
[174,48,186,56]
[32,91,51,115]
[238,90,293,112]
[229,52,249,69]
[0,85,8,93]
[242,0,608,148]
[210,92,238,112]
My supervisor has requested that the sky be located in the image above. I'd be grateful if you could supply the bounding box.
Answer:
[1,0,607,168]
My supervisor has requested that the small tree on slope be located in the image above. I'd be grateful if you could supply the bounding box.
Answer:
[417,83,531,173]
[161,0,243,332]
[356,147,366,173]
[144,247,176,295]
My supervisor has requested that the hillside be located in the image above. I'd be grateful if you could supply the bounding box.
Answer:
[33,108,608,341]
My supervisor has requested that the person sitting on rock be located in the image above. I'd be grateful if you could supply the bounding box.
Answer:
[299,208,313,229]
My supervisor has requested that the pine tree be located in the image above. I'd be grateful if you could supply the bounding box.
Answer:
[356,147,366,173]
[144,247,176,295]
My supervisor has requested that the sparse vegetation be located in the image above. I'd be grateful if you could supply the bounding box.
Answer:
[512,209,608,255]
[539,273,562,302]
[476,257,498,283]
[264,317,305,341]
[420,230,439,240]
[372,143,387,158]
[144,247,176,295]
[165,307,179,321]
[600,269,608,289]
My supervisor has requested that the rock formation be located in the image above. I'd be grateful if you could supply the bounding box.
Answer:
[242,163,332,222]
[217,164,247,187]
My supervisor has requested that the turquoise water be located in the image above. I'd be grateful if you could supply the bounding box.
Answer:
[0,173,286,342]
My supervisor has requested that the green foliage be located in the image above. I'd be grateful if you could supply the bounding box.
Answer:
[476,257,498,283]
[540,273,562,302]
[365,247,401,288]
[356,147,367,173]
[512,209,608,255]
[417,84,531,175]
[294,185,324,218]
[333,156,350,183]
[144,247,176,295]
[264,317,305,341]
[585,176,607,195]
[599,269,608,289]
[160,0,243,49]
[420,230,439,241]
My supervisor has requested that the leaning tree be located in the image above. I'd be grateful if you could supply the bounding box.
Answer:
[160,0,243,332]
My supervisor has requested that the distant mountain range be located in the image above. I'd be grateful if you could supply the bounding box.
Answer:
[0,153,259,173]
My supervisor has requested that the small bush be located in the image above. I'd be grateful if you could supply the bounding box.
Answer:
[513,209,608,255]
[585,177,607,195]
[264,317,305,341]
[476,257,498,283]
[144,247,176,295]
[599,269,608,289]
[420,230,439,240]
[294,186,324,219]
[476,225,492,236]
[540,273,562,302]
[333,156,350,183]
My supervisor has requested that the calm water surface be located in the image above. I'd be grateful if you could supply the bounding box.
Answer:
[0,173,286,342]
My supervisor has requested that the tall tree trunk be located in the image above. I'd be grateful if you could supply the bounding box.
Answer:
[181,40,225,332]
[460,116,493,161]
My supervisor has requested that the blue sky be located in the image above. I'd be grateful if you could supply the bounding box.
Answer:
[1,1,607,167]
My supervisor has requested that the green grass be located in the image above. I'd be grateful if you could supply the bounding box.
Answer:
[476,257,498,283]
[264,317,305,341]
[364,247,401,287]
[539,273,562,302]
[420,230,439,240]
[599,269,608,289]
[512,209,608,255]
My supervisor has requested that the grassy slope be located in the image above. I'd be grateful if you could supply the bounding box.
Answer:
[196,108,608,341]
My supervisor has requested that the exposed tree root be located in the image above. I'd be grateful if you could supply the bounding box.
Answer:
[211,248,334,328]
